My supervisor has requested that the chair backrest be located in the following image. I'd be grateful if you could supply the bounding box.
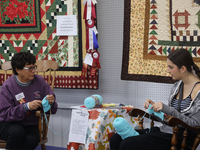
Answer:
[1,61,12,82]
[35,60,59,91]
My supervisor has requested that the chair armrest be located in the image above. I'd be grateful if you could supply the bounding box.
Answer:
[164,115,200,133]
[36,110,42,117]
[35,110,50,143]
[128,108,159,121]
[36,110,50,117]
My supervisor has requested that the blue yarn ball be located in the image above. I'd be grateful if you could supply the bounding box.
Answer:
[84,97,96,109]
[84,94,103,109]
[113,117,139,140]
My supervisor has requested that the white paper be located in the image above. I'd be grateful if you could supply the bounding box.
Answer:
[56,15,77,36]
[68,109,89,144]
[84,53,93,66]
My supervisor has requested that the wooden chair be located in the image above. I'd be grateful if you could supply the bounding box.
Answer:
[0,61,12,148]
[35,60,59,91]
[129,108,200,150]
[35,60,59,150]
[1,61,12,82]
[0,60,59,150]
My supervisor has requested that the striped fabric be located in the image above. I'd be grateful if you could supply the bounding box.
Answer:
[171,82,200,111]
[171,96,192,111]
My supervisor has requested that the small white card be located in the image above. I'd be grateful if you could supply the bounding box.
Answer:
[15,92,25,101]
[84,53,93,66]
[56,15,77,36]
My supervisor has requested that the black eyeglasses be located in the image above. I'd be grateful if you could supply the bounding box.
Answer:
[23,65,37,72]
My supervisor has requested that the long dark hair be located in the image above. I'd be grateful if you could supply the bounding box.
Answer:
[167,48,200,78]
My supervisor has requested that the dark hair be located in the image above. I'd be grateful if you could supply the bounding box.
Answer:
[11,52,36,75]
[167,48,200,78]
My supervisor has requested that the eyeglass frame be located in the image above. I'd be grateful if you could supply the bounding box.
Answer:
[23,65,37,72]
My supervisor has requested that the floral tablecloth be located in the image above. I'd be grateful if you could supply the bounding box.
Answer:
[67,106,137,150]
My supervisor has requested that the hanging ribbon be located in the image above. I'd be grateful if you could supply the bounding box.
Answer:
[93,29,99,49]
[91,1,96,19]
[82,0,99,77]
[83,0,97,20]
[86,18,95,28]
[89,28,94,50]
[86,0,92,20]
[81,63,88,78]
[90,51,100,76]
[86,25,98,50]
[92,51,100,69]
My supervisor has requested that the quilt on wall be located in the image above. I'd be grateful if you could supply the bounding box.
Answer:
[121,0,200,83]
[0,0,98,89]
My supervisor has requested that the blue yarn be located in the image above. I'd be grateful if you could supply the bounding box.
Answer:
[84,94,103,109]
[41,96,69,136]
[43,109,69,136]
[148,104,164,121]
[113,117,139,140]
[42,96,51,112]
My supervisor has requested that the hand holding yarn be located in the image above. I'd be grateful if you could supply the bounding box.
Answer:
[45,95,55,105]
[84,94,103,109]
[113,117,139,140]
[148,104,164,121]
[42,96,51,112]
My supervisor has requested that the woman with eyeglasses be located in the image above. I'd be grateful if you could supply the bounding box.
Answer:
[0,52,58,150]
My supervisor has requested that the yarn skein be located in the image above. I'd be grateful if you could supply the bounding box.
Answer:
[84,94,103,109]
[113,117,139,140]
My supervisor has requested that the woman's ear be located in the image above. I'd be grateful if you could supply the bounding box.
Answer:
[15,68,20,74]
[180,66,187,74]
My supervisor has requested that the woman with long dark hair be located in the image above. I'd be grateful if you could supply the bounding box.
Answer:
[110,48,200,150]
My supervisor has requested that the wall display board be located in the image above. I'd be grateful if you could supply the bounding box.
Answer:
[121,0,200,83]
[0,0,99,89]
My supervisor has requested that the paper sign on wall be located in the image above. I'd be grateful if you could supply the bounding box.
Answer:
[57,15,77,36]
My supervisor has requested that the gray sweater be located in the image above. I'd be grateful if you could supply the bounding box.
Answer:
[160,80,200,134]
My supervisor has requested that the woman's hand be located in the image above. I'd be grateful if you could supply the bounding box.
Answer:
[29,100,42,110]
[151,102,163,112]
[144,99,155,109]
[45,95,55,105]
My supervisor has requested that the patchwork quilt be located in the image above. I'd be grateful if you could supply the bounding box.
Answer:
[121,0,200,83]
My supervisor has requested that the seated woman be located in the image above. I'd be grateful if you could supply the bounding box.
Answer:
[110,48,200,150]
[0,52,58,150]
